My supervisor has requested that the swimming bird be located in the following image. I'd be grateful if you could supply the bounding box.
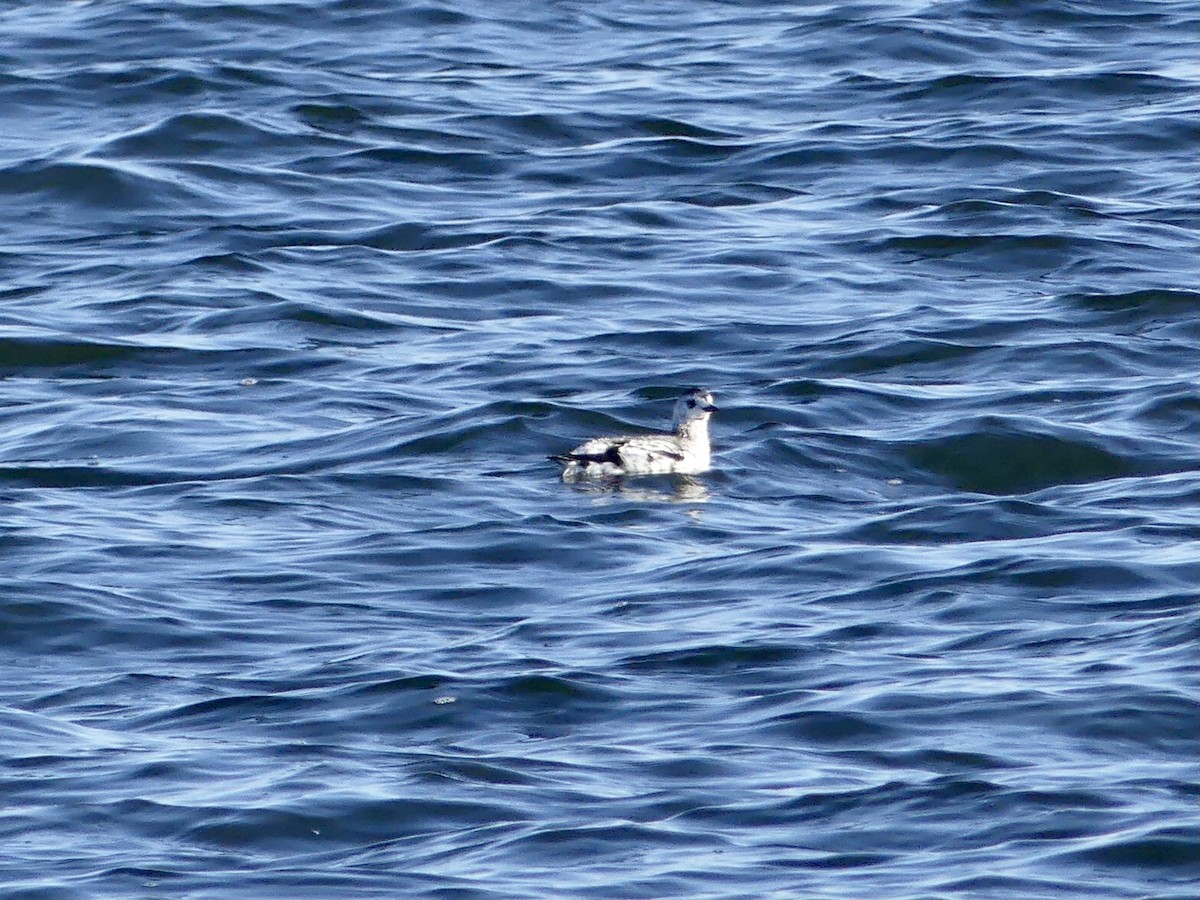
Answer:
[551,388,718,480]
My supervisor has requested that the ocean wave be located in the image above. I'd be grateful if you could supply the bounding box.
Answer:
[2,0,1197,897]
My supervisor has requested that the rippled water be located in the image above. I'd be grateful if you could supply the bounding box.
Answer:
[2,1,1197,898]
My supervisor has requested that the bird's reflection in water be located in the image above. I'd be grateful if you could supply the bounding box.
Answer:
[569,474,710,504]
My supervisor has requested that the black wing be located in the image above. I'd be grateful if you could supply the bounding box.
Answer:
[557,444,627,467]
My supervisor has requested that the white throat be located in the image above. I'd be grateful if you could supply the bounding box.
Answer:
[675,415,711,453]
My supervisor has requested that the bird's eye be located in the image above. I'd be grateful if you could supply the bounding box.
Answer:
[687,399,696,408]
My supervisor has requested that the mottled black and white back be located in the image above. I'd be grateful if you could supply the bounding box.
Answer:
[552,388,718,480]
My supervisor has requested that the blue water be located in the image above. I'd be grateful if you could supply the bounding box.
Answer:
[2,1,1197,897]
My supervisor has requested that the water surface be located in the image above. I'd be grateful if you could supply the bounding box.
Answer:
[1,1,1197,898]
